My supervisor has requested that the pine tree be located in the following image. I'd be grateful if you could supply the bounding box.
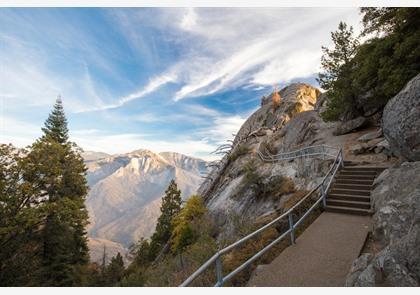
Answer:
[103,252,125,286]
[171,195,207,253]
[317,22,360,121]
[24,97,90,286]
[41,96,69,144]
[149,180,182,260]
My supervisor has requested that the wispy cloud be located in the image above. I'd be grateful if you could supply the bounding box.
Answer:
[105,7,361,102]
[2,8,364,159]
[77,73,176,112]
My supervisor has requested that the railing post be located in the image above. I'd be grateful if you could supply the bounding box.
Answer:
[215,254,223,287]
[288,213,295,244]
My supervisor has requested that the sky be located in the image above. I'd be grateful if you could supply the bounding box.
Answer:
[0,7,362,160]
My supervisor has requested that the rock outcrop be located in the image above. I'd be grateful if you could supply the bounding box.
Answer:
[383,74,420,161]
[333,116,367,136]
[346,161,420,286]
[198,83,332,235]
[234,83,320,144]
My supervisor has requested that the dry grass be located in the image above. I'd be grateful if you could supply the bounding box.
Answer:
[283,190,310,211]
[217,190,322,286]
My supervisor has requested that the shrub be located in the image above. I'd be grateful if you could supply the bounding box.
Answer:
[228,144,251,162]
[171,195,207,253]
[260,139,277,155]
[234,159,295,200]
[283,190,309,210]
[263,175,295,200]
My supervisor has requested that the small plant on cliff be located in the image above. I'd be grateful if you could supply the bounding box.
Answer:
[235,159,295,200]
[228,144,251,162]
[263,175,295,200]
[260,139,277,155]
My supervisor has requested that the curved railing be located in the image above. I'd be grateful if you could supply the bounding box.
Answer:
[180,145,343,287]
[258,144,339,162]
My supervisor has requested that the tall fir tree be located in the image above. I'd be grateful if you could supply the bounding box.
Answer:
[317,22,360,121]
[149,180,182,260]
[25,97,90,286]
[41,96,69,144]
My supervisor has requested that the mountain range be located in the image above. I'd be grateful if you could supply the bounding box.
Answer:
[82,149,208,262]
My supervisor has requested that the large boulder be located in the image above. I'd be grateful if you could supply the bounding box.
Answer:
[333,116,367,136]
[277,111,323,152]
[346,161,420,286]
[357,129,383,142]
[383,74,420,161]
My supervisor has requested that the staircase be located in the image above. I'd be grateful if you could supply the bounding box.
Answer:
[325,163,387,215]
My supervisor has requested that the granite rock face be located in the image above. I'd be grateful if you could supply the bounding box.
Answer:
[357,129,383,142]
[383,74,420,161]
[346,162,420,286]
[198,83,331,235]
[234,83,320,145]
[333,116,367,136]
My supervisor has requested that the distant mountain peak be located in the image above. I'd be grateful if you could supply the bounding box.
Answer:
[84,148,208,249]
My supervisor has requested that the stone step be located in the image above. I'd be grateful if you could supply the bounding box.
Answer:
[327,193,371,202]
[343,161,359,166]
[325,205,371,216]
[326,199,370,209]
[329,188,371,196]
[342,166,387,172]
[340,171,377,176]
[334,179,374,185]
[331,183,373,191]
[335,175,377,181]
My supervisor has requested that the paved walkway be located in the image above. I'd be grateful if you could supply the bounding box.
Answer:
[247,212,371,286]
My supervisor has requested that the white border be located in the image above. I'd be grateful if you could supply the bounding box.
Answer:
[1,0,420,7]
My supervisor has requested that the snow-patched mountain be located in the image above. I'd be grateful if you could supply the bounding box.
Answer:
[85,149,207,250]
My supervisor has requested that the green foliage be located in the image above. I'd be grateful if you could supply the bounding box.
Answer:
[171,195,207,253]
[317,22,360,121]
[121,195,217,287]
[120,238,151,286]
[149,180,182,260]
[26,99,89,286]
[143,209,217,286]
[41,97,69,144]
[351,21,420,111]
[0,144,46,286]
[102,253,125,286]
[319,8,420,121]
[360,7,419,36]
[0,98,90,286]
[228,144,251,162]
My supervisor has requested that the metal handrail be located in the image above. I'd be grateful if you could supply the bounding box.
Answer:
[258,144,338,162]
[180,145,344,287]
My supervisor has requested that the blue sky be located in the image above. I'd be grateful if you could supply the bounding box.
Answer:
[0,8,361,160]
